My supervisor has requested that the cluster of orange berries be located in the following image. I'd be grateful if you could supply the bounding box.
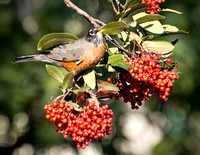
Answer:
[44,100,113,149]
[142,0,165,14]
[110,55,180,110]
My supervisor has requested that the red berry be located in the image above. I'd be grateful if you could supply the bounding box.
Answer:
[107,78,112,82]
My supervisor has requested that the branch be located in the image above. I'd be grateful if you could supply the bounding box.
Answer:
[64,0,99,27]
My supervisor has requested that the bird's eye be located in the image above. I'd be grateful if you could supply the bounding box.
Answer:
[89,29,95,36]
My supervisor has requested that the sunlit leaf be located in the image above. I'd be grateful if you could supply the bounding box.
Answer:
[161,8,183,14]
[103,21,129,35]
[121,31,128,41]
[45,65,64,83]
[62,72,74,89]
[37,33,78,51]
[142,41,174,55]
[83,68,96,89]
[162,25,188,35]
[133,12,164,34]
[135,14,165,24]
[109,47,119,54]
[108,65,115,72]
[163,24,179,32]
[128,32,143,44]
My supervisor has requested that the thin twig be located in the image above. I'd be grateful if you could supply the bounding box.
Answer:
[94,18,106,26]
[112,1,118,14]
[105,35,132,55]
[64,0,99,27]
[115,0,125,10]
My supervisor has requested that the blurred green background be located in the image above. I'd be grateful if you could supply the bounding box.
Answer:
[0,0,200,154]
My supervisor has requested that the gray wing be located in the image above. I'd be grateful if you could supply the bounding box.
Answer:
[44,39,87,62]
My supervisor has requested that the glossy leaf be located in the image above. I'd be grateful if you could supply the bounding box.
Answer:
[135,14,165,24]
[108,54,129,71]
[83,68,96,89]
[133,12,164,34]
[103,21,129,35]
[62,72,74,90]
[142,41,174,55]
[37,33,78,51]
[163,24,188,35]
[163,24,179,32]
[125,0,141,9]
[122,3,149,19]
[45,65,64,83]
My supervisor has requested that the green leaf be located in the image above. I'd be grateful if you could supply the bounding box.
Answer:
[133,12,164,34]
[46,65,64,83]
[62,72,75,89]
[135,14,165,24]
[111,61,129,71]
[108,54,129,71]
[162,30,188,35]
[83,68,96,89]
[109,47,119,54]
[161,8,183,14]
[72,86,89,94]
[142,41,174,56]
[107,54,124,64]
[95,80,119,97]
[67,102,83,112]
[37,33,78,51]
[120,31,128,41]
[97,80,119,90]
[163,24,179,32]
[103,21,129,35]
[125,0,141,9]
[122,3,149,19]
[114,3,148,21]
[162,24,188,35]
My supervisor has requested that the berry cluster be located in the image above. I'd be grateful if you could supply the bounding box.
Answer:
[141,0,165,14]
[111,55,180,110]
[44,100,113,149]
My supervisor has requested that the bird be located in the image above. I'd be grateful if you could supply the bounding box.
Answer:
[13,27,106,74]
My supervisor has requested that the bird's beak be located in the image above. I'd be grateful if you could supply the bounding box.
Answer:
[97,28,106,34]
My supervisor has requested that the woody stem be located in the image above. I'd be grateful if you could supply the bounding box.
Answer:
[64,0,99,27]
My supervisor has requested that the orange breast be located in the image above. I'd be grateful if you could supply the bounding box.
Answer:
[60,43,105,73]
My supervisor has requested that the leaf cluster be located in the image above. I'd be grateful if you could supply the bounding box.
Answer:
[35,0,187,112]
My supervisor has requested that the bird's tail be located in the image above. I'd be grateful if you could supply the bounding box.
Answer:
[12,55,38,63]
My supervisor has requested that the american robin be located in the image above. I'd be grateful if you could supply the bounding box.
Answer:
[13,27,106,74]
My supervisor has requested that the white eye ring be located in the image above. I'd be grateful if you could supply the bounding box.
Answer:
[89,29,95,36]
